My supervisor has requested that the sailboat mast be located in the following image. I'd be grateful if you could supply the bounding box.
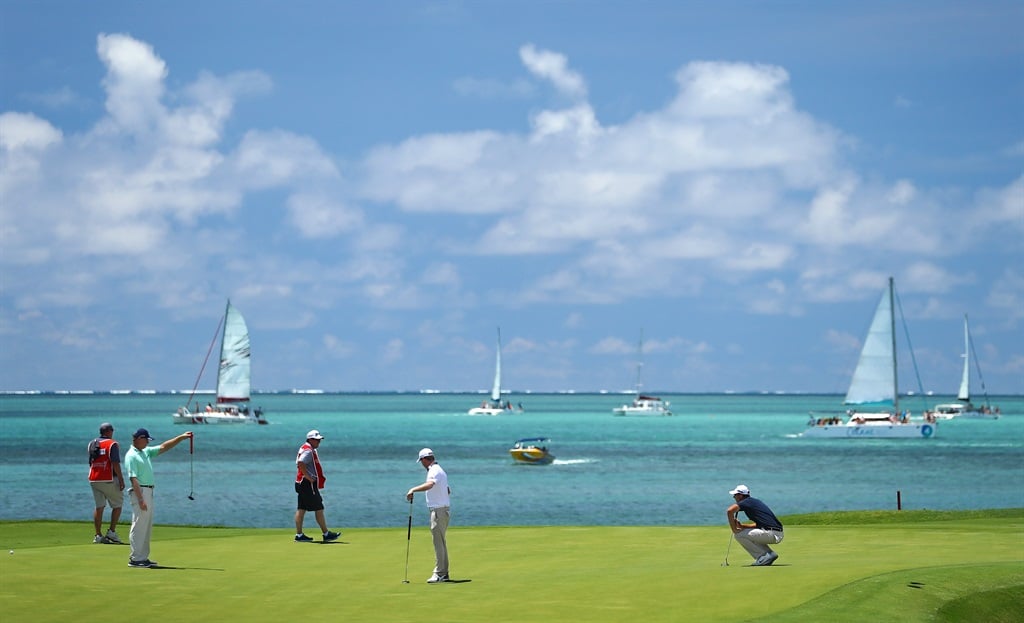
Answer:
[636,329,645,397]
[217,299,231,403]
[888,277,899,413]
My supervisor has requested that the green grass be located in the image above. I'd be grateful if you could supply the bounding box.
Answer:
[2,510,1022,622]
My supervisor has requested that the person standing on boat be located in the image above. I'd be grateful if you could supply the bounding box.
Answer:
[406,448,451,583]
[87,422,124,544]
[726,484,784,566]
[124,428,192,568]
[294,430,341,543]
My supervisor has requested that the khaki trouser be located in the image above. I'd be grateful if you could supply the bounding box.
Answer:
[129,486,154,562]
[430,506,450,575]
[735,527,783,560]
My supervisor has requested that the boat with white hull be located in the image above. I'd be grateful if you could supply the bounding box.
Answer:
[613,394,672,416]
[613,330,671,416]
[800,278,935,439]
[173,300,267,425]
[925,314,1000,420]
[468,328,521,415]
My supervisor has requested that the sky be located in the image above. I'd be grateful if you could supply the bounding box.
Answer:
[1,1,1022,395]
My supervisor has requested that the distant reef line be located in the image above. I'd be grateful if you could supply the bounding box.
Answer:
[4,389,1022,398]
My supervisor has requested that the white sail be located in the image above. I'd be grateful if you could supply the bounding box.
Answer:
[489,328,502,403]
[957,314,970,402]
[844,279,896,407]
[217,300,251,404]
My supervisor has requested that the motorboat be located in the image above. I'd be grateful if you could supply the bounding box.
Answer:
[509,437,555,465]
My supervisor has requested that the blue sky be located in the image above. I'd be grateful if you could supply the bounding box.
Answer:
[1,1,1021,395]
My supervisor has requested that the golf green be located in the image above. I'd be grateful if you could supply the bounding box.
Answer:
[2,510,1021,622]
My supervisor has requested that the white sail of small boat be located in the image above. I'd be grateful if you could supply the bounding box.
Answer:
[173,300,267,425]
[927,314,999,419]
[801,277,935,439]
[468,328,519,415]
[613,330,671,416]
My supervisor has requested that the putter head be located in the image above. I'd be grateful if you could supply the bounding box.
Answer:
[188,495,194,500]
[402,580,410,584]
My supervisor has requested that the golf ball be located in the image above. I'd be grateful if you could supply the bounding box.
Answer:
[8,550,12,555]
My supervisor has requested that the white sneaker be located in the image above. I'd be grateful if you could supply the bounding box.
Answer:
[426,573,449,583]
[105,530,123,544]
[93,535,106,544]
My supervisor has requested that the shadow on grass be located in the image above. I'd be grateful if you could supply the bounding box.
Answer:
[149,565,225,571]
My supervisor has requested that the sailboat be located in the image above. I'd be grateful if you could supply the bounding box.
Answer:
[613,330,671,416]
[467,328,520,415]
[172,300,267,425]
[926,314,999,420]
[800,277,935,439]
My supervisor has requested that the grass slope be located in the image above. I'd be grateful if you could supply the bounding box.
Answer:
[1,510,1021,622]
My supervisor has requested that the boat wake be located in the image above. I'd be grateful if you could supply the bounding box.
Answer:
[552,458,594,465]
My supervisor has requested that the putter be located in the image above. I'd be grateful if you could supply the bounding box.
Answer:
[187,433,195,500]
[722,533,733,566]
[402,497,413,583]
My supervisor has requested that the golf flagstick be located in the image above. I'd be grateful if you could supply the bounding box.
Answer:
[403,497,413,583]
[188,433,195,500]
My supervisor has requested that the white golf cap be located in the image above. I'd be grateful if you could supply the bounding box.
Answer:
[417,447,434,461]
[306,430,324,440]
[729,484,750,496]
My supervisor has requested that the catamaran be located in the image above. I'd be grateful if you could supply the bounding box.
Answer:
[613,330,671,416]
[800,278,935,439]
[926,314,999,420]
[173,300,267,425]
[468,328,520,415]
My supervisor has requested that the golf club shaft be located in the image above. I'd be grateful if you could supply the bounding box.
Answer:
[723,532,733,565]
[403,498,413,582]
[189,433,195,499]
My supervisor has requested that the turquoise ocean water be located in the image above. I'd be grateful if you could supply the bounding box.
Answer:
[1,393,1021,530]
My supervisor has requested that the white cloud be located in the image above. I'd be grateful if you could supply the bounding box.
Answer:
[286,193,364,239]
[519,44,587,99]
[96,33,168,134]
[2,33,1020,362]
[233,129,339,188]
[0,112,63,151]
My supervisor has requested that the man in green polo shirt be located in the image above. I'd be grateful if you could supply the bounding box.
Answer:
[124,427,192,568]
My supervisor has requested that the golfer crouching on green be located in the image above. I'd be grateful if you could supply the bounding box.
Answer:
[726,484,784,566]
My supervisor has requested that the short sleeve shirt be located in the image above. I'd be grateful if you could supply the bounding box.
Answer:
[424,463,450,508]
[124,446,160,487]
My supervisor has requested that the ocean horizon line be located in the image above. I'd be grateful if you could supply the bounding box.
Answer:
[3,388,1021,398]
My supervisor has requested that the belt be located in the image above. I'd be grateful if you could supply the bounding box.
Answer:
[763,527,782,532]
[139,485,154,488]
